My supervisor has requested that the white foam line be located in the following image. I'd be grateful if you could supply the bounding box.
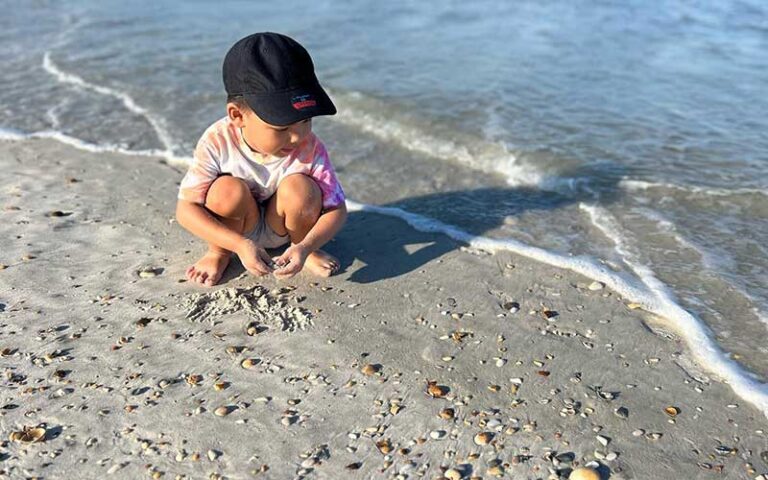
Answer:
[328,91,562,190]
[579,203,767,412]
[42,52,176,155]
[0,127,191,167]
[2,130,766,417]
[620,178,766,198]
[347,198,768,417]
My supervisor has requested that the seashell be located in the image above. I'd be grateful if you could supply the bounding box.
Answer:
[473,432,493,445]
[430,430,446,440]
[487,465,504,477]
[588,281,605,291]
[10,426,46,443]
[241,358,259,369]
[502,301,520,313]
[214,382,228,391]
[214,406,232,417]
[345,462,362,470]
[537,370,551,377]
[540,308,558,319]
[361,364,380,376]
[439,408,455,420]
[568,467,600,480]
[376,439,392,454]
[426,381,449,398]
[185,374,203,386]
[614,406,629,418]
[389,404,402,415]
[445,468,462,480]
[664,406,680,417]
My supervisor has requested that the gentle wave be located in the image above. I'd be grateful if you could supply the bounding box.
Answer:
[578,203,767,413]
[632,207,720,271]
[620,178,767,198]
[0,127,191,167]
[42,52,177,155]
[328,90,567,190]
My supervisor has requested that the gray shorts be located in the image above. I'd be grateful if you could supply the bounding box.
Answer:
[246,203,290,249]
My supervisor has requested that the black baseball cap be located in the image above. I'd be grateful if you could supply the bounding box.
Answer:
[223,32,336,126]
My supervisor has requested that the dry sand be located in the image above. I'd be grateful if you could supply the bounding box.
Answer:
[1,138,767,479]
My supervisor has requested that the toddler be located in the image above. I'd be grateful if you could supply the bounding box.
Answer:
[176,32,347,286]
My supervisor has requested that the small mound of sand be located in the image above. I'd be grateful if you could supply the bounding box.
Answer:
[184,286,312,332]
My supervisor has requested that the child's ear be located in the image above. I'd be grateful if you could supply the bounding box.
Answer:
[227,103,246,127]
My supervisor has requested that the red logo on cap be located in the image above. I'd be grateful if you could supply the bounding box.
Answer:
[291,94,316,110]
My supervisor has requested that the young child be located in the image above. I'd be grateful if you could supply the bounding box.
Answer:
[176,32,347,286]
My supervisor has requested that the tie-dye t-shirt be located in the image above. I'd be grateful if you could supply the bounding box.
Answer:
[178,116,345,211]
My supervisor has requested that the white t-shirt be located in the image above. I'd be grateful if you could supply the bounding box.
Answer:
[178,116,345,211]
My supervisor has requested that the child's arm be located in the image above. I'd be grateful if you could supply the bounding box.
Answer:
[176,199,273,275]
[273,203,347,278]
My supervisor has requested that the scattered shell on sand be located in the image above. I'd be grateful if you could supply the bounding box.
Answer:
[588,281,605,291]
[664,406,680,417]
[138,267,161,278]
[185,374,203,386]
[430,430,447,440]
[361,363,381,376]
[214,406,233,417]
[427,381,449,398]
[614,406,629,418]
[241,358,259,369]
[473,432,493,445]
[569,467,600,480]
[445,468,462,480]
[439,408,455,420]
[9,426,46,443]
[487,465,504,477]
[376,439,392,454]
[213,381,228,391]
[502,301,520,313]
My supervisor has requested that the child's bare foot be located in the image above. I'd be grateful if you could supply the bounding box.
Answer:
[186,250,231,286]
[304,250,339,277]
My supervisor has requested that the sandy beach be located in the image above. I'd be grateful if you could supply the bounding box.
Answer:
[1,137,766,479]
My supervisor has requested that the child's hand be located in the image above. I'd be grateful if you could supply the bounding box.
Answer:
[272,244,309,279]
[235,238,273,276]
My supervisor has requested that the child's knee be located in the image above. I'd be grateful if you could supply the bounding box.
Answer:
[277,174,322,217]
[205,175,251,217]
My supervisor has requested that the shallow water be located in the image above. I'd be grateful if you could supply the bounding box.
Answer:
[1,2,766,387]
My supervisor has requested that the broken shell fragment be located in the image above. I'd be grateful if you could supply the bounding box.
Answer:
[439,408,455,420]
[10,426,46,443]
[664,406,680,417]
[445,468,462,480]
[473,432,493,445]
[361,363,381,376]
[569,467,600,480]
[426,381,449,398]
[241,358,259,369]
[214,406,232,417]
[375,439,392,454]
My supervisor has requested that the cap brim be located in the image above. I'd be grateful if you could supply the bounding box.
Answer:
[243,83,336,127]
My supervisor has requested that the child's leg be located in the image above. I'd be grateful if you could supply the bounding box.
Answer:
[264,174,339,276]
[186,175,259,286]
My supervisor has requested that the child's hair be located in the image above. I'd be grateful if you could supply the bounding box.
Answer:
[227,94,251,112]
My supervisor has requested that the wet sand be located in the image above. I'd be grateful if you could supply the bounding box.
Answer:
[1,138,766,479]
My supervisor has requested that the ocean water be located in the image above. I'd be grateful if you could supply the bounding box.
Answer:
[1,1,767,412]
